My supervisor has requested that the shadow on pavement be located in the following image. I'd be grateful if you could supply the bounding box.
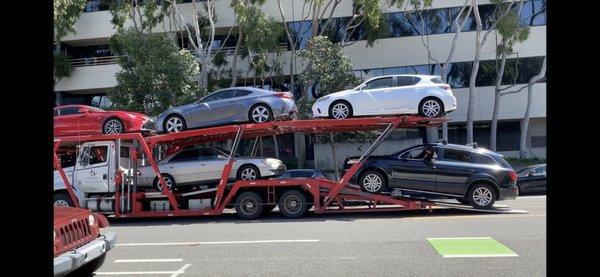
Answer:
[106,208,498,227]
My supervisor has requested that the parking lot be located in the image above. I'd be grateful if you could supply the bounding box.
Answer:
[93,195,545,276]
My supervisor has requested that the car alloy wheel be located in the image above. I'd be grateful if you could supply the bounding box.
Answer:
[54,199,70,207]
[165,116,184,133]
[331,103,350,119]
[251,106,270,123]
[472,187,493,207]
[241,168,257,180]
[362,173,383,193]
[157,176,174,192]
[104,119,123,134]
[421,99,441,117]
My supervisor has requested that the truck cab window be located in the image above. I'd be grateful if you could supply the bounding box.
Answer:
[89,146,108,165]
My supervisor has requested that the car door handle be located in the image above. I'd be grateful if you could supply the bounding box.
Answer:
[229,100,235,103]
[169,166,174,169]
[102,174,107,180]
[200,164,206,166]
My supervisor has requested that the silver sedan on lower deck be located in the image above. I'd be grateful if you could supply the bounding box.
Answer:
[156,87,297,133]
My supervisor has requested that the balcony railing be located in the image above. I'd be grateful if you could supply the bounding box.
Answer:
[67,56,120,67]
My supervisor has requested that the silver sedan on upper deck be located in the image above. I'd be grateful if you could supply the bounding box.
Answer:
[155,87,298,133]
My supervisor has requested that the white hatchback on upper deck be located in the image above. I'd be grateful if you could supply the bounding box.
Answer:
[311,74,457,119]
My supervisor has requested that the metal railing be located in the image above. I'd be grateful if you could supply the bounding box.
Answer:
[67,56,120,67]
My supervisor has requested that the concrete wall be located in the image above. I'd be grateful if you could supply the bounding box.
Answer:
[313,138,423,171]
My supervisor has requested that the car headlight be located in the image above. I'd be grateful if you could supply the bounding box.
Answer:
[88,214,95,226]
[316,96,330,103]
[347,159,358,164]
[262,158,280,166]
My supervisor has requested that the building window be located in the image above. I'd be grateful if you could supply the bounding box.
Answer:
[444,121,521,151]
[286,0,546,50]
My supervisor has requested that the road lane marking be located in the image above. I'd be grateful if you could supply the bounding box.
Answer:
[170,263,191,277]
[443,254,519,258]
[428,237,492,240]
[95,271,185,275]
[114,259,184,263]
[427,237,518,258]
[116,239,320,246]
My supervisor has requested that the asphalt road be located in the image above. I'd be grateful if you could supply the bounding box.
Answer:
[94,195,546,276]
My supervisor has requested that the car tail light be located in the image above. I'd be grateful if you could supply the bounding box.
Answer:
[440,85,451,91]
[509,170,517,182]
[273,92,293,99]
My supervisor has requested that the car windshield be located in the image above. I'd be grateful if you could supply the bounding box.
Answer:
[87,106,105,112]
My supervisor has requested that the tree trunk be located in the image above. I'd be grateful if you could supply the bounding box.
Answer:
[466,0,482,144]
[329,133,339,181]
[277,0,295,91]
[520,57,546,158]
[230,30,244,87]
[490,52,507,151]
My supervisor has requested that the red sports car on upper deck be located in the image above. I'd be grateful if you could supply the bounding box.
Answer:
[54,105,155,137]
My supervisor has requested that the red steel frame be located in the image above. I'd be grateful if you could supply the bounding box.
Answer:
[53,116,448,218]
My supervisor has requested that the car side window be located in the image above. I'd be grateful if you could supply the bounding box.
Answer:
[365,77,393,90]
[472,153,497,165]
[395,76,420,87]
[533,166,546,174]
[59,107,81,116]
[170,149,200,162]
[442,149,471,163]
[199,148,222,160]
[399,147,429,159]
[235,90,253,97]
[203,90,235,102]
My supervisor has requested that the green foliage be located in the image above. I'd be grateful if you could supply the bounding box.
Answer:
[496,11,530,55]
[387,0,433,11]
[108,29,201,116]
[109,0,170,33]
[54,52,73,80]
[296,97,316,120]
[316,131,381,144]
[354,0,390,47]
[54,0,87,41]
[298,36,360,96]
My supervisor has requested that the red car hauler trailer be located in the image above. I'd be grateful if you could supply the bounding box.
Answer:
[53,116,522,219]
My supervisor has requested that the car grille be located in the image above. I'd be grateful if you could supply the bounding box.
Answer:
[58,218,93,249]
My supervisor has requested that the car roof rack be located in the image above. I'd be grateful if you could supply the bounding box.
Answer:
[466,142,478,149]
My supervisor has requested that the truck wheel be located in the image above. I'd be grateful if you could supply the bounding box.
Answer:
[467,183,497,209]
[278,190,309,219]
[235,191,264,219]
[71,253,106,276]
[53,193,74,207]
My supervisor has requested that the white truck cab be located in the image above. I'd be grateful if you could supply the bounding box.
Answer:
[54,141,139,210]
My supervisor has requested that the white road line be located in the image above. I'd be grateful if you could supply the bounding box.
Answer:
[443,254,519,258]
[116,239,320,246]
[427,237,492,240]
[170,263,192,277]
[114,259,183,263]
[94,271,185,275]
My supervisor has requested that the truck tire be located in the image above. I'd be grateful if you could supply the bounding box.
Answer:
[54,192,74,207]
[235,191,264,219]
[278,189,309,219]
[71,253,106,276]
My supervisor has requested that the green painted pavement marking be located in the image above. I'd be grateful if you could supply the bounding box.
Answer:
[427,237,518,258]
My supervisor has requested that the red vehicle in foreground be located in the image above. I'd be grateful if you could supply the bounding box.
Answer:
[54,206,116,277]
[54,105,154,136]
